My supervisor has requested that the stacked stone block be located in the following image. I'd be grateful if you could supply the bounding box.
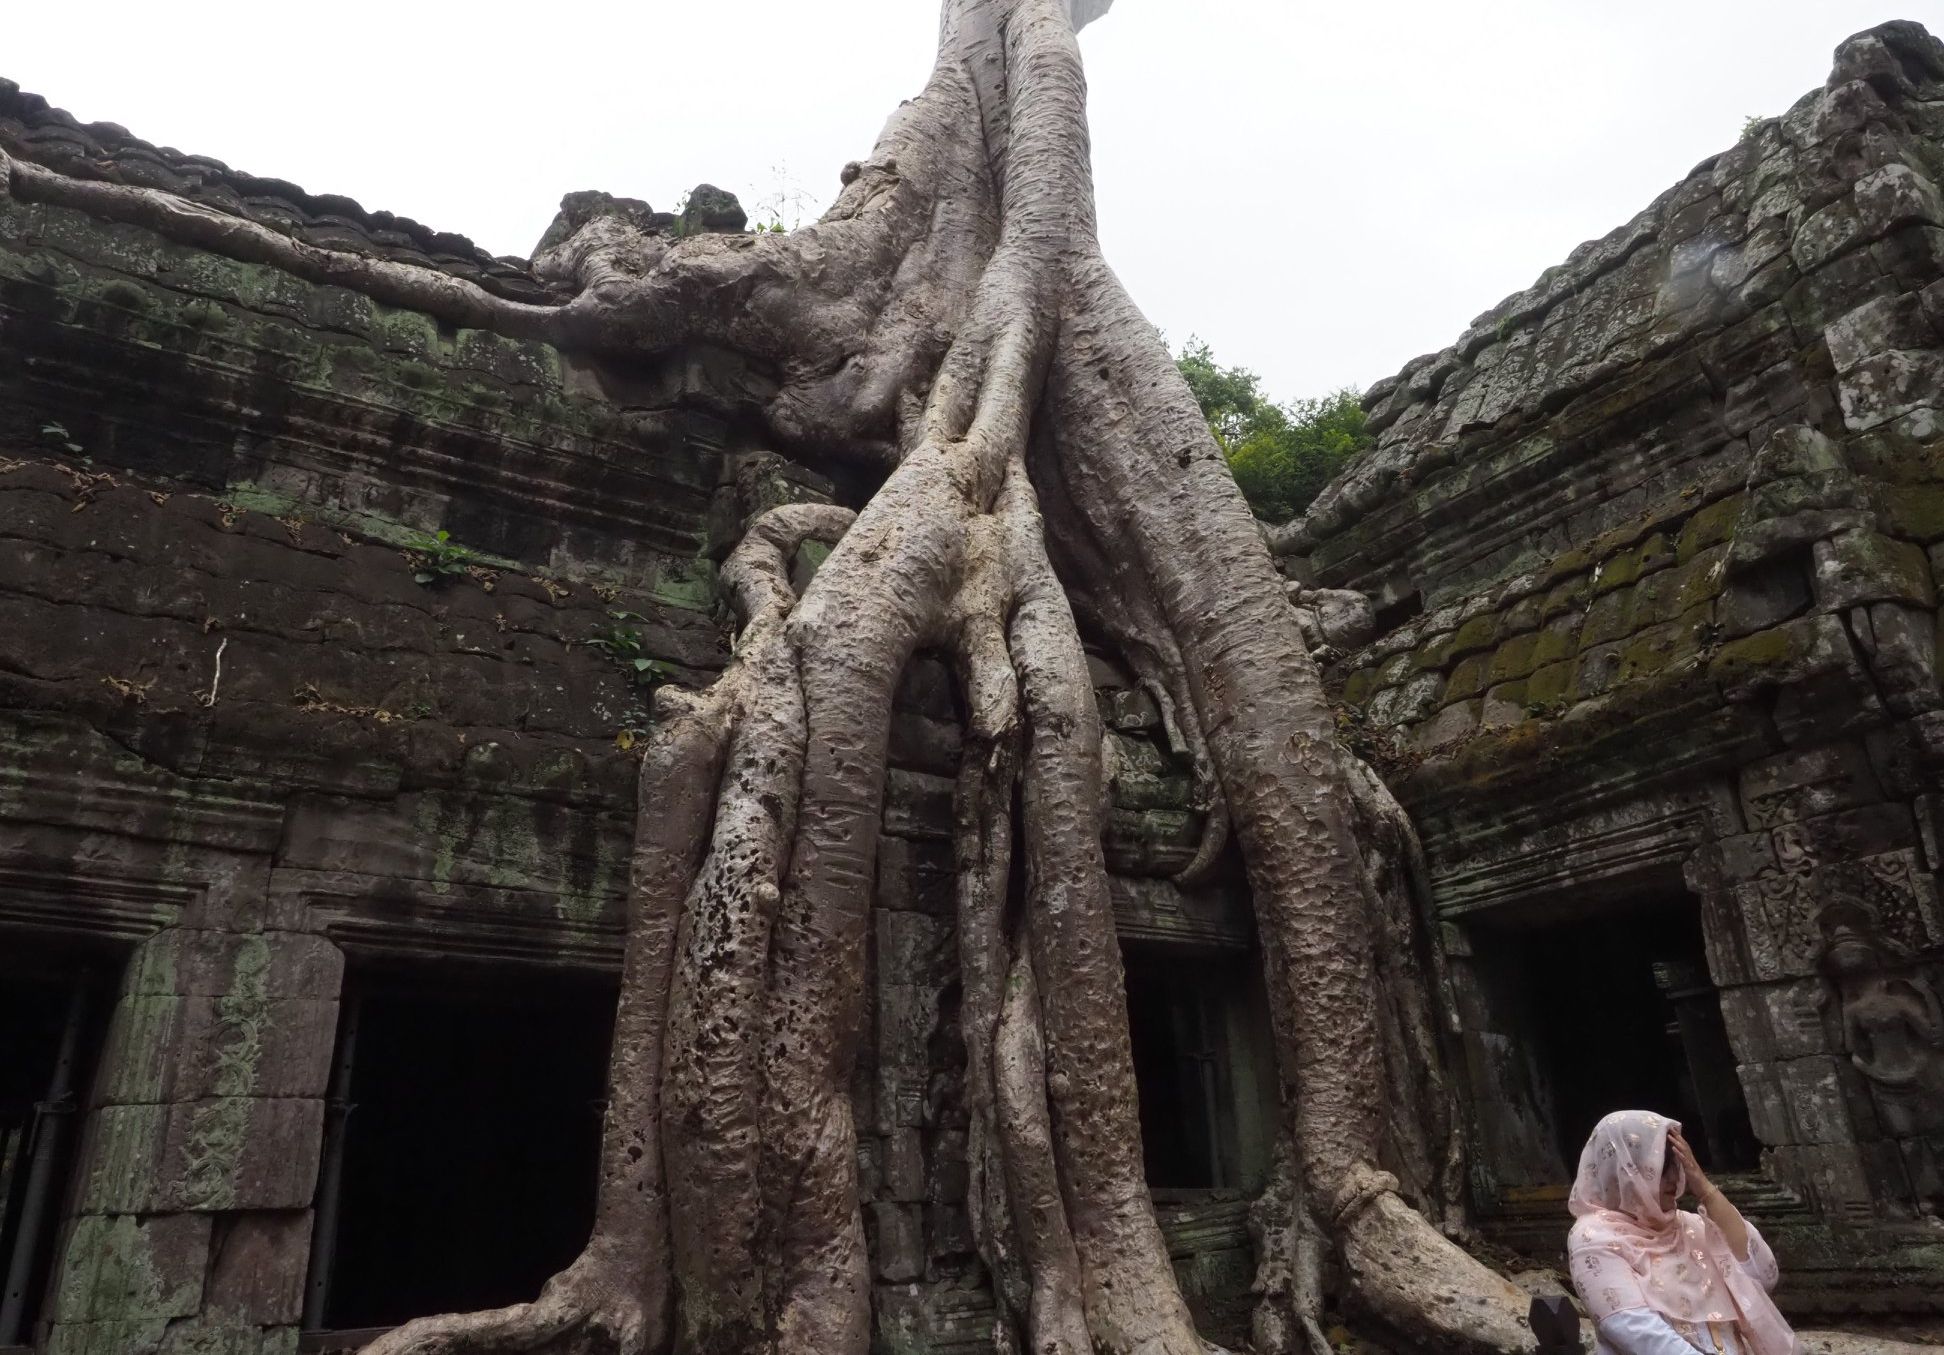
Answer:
[47,931,339,1354]
[860,651,1262,1349]
[8,15,1944,1349]
[0,96,740,1352]
[1292,20,1944,1311]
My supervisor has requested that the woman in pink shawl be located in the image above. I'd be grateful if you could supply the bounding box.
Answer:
[1568,1110,1799,1355]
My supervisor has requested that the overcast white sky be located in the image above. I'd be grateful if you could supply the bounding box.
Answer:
[7,2,1938,400]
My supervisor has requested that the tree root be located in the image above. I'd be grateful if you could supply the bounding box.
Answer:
[360,1246,649,1355]
[8,0,1552,1349]
[1338,1188,1533,1353]
[0,149,562,341]
[993,958,1092,1355]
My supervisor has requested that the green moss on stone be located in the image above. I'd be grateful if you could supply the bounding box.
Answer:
[1500,591,1547,636]
[209,938,269,1099]
[1822,529,1936,607]
[1634,531,1675,575]
[1525,659,1578,706]
[1618,625,1683,683]
[1677,493,1748,561]
[1750,471,1863,520]
[794,539,833,579]
[1850,431,1944,485]
[1674,548,1729,613]
[1446,653,1492,702]
[1579,589,1637,650]
[52,1215,204,1325]
[1546,548,1592,583]
[1485,631,1542,685]
[1411,631,1458,673]
[1541,573,1592,620]
[0,206,652,484]
[1885,484,1944,542]
[645,557,722,614]
[1531,619,1582,667]
[1448,613,1500,661]
[1631,548,1727,629]
[1593,532,1673,597]
[1706,624,1802,684]
[1592,549,1640,595]
[1373,651,1413,688]
[178,1097,250,1210]
[1485,678,1528,709]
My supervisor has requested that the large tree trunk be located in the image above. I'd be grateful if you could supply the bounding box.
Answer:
[3,3,1535,1351]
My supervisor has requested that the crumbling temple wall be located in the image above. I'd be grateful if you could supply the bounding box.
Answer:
[0,78,741,1355]
[0,81,1257,1355]
[1284,20,1944,1316]
[8,16,1944,1355]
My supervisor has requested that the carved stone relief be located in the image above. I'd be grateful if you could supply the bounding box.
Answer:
[1819,905,1944,1139]
[1735,849,1942,982]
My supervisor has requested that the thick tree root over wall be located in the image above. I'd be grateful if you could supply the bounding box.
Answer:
[4,2,1538,1351]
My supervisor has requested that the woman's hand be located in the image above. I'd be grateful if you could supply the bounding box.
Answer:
[1668,1128,1711,1200]
[1670,1128,1750,1260]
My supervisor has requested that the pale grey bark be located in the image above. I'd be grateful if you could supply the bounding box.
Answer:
[7,1,1541,1349]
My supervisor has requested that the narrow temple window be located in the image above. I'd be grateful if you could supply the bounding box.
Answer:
[1372,589,1424,636]
[1122,946,1274,1193]
[0,955,106,1350]
[1514,896,1758,1174]
[303,965,616,1335]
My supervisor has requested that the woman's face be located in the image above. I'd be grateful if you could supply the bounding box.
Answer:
[1658,1149,1681,1209]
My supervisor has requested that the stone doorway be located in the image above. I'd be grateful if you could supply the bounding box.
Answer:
[1121,944,1275,1194]
[302,964,616,1336]
[1501,896,1758,1177]
[0,950,108,1351]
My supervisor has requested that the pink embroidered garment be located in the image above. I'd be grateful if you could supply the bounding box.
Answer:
[1568,1111,1797,1355]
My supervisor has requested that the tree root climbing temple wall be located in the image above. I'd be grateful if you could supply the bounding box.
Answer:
[1,17,1943,1355]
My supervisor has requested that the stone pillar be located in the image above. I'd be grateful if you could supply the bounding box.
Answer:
[863,656,968,1313]
[1439,924,1567,1199]
[43,927,342,1355]
[1690,739,1943,1218]
[1653,958,1756,1168]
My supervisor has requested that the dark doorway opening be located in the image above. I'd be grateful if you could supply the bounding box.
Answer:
[1372,588,1424,637]
[1122,946,1273,1193]
[306,965,616,1333]
[0,948,109,1349]
[1511,897,1757,1175]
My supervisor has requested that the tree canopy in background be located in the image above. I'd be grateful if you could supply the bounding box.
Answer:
[1175,338,1371,523]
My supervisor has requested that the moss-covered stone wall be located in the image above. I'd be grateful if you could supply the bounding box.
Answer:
[0,86,794,1350]
[1286,20,1944,1317]
[0,81,1264,1354]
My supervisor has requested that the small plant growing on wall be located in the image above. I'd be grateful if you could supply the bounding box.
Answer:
[588,612,679,687]
[405,529,477,585]
[39,420,83,454]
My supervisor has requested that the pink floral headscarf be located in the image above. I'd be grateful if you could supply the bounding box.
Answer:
[1567,1110,1796,1355]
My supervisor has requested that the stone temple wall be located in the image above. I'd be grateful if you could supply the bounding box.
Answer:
[0,81,1255,1355]
[1286,20,1944,1315]
[0,75,745,1354]
[5,17,1944,1355]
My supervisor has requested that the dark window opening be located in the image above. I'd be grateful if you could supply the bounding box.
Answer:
[1510,898,1758,1175]
[1123,947,1273,1194]
[305,966,616,1333]
[0,950,108,1348]
[1372,589,1424,636]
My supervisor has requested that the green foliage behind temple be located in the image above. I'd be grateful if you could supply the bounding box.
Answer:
[1175,338,1370,523]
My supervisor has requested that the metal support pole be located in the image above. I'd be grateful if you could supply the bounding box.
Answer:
[0,981,89,1345]
[302,992,361,1332]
